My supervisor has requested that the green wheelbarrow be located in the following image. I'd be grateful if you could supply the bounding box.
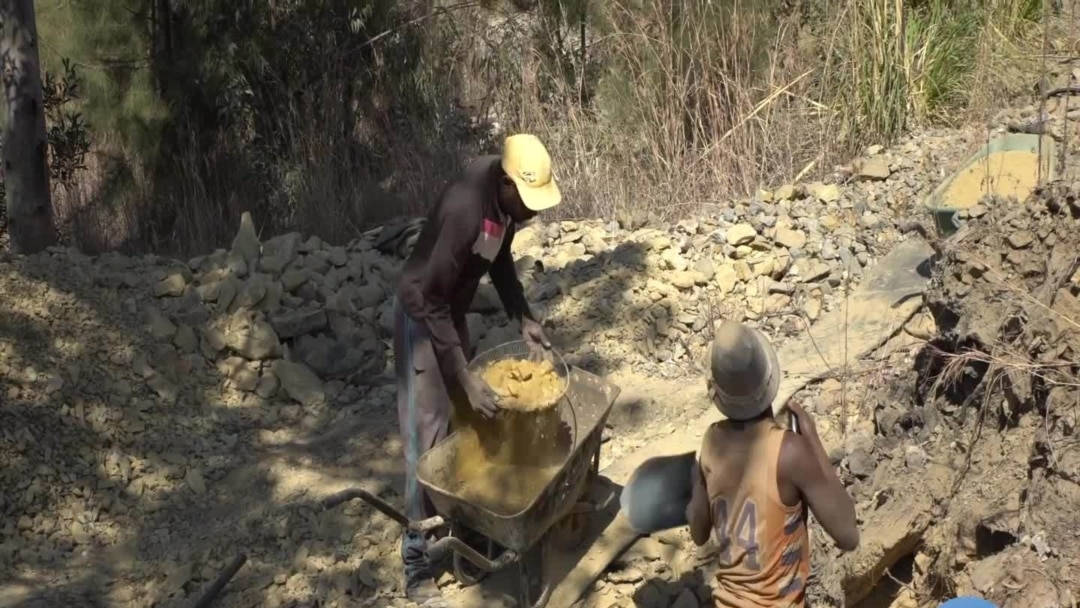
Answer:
[923,132,1057,237]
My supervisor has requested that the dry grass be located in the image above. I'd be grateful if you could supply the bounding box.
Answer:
[35,0,1070,256]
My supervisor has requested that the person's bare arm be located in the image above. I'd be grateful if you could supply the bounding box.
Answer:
[686,436,713,546]
[780,403,859,551]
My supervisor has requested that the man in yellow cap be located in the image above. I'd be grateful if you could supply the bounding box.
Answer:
[392,133,561,604]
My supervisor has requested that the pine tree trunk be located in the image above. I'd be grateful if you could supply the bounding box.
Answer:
[1,0,55,254]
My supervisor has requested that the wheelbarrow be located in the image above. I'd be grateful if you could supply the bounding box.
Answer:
[323,363,621,607]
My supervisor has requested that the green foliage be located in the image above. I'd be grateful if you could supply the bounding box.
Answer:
[25,0,1056,252]
[43,59,90,185]
[0,58,90,203]
[829,0,1044,147]
[37,0,167,158]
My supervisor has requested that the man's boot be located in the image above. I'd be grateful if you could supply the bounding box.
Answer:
[402,530,448,607]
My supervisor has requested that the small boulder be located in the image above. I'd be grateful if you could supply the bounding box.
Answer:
[272,360,325,406]
[775,184,797,201]
[224,315,282,360]
[1007,230,1034,249]
[809,182,841,203]
[726,223,757,246]
[173,325,198,354]
[231,211,261,266]
[270,309,328,339]
[233,276,269,311]
[154,273,188,298]
[255,371,279,399]
[328,246,348,267]
[714,264,739,294]
[233,368,259,392]
[259,232,301,275]
[281,269,309,292]
[354,283,384,309]
[799,260,832,283]
[670,271,698,290]
[225,251,248,278]
[145,307,177,341]
[693,258,715,281]
[216,277,240,311]
[856,156,891,180]
[774,226,807,250]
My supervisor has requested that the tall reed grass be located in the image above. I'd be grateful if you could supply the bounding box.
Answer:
[44,0,1057,254]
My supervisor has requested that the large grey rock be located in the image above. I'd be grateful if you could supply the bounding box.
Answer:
[259,233,301,276]
[774,226,807,250]
[233,275,269,310]
[258,280,284,315]
[145,307,177,341]
[173,325,198,354]
[216,277,240,311]
[294,334,369,379]
[154,273,188,298]
[224,315,282,360]
[714,264,739,294]
[173,288,211,325]
[281,269,309,292]
[272,360,325,406]
[726,223,757,246]
[225,251,248,277]
[856,156,891,180]
[355,283,384,309]
[270,309,328,339]
[799,260,832,283]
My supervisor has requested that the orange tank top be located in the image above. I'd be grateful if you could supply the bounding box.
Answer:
[703,422,809,608]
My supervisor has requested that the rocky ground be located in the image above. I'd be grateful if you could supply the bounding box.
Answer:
[1,98,1079,608]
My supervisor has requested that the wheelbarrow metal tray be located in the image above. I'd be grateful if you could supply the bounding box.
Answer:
[416,367,620,553]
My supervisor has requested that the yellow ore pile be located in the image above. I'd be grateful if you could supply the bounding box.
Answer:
[454,358,571,515]
[480,358,563,412]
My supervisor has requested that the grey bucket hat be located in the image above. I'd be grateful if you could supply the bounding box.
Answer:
[709,320,781,420]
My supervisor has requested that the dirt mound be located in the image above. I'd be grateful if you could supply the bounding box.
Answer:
[793,183,1080,608]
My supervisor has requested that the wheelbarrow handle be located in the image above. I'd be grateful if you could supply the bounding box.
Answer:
[428,536,519,573]
[410,515,447,534]
[321,488,410,527]
[321,488,447,534]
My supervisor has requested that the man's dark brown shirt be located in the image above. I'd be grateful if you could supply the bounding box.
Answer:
[396,155,533,379]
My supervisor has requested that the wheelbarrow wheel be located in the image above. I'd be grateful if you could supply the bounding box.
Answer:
[450,524,490,587]
[453,550,487,587]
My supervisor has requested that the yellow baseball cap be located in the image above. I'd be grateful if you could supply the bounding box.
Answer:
[501,133,562,211]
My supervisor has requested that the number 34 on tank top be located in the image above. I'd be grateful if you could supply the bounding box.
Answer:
[710,497,761,570]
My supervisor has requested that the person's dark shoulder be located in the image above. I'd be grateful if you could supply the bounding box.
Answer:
[435,178,484,230]
[776,427,815,482]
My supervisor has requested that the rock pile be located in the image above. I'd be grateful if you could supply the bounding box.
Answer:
[7,101,1077,607]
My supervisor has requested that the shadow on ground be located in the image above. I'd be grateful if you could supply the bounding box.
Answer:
[0,229,667,607]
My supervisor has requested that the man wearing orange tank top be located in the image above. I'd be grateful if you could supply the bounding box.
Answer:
[686,321,859,607]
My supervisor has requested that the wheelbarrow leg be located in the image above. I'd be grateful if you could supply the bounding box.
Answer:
[518,540,551,608]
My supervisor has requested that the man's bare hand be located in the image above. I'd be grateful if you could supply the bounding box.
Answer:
[522,317,551,354]
[460,371,500,418]
[787,402,819,440]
